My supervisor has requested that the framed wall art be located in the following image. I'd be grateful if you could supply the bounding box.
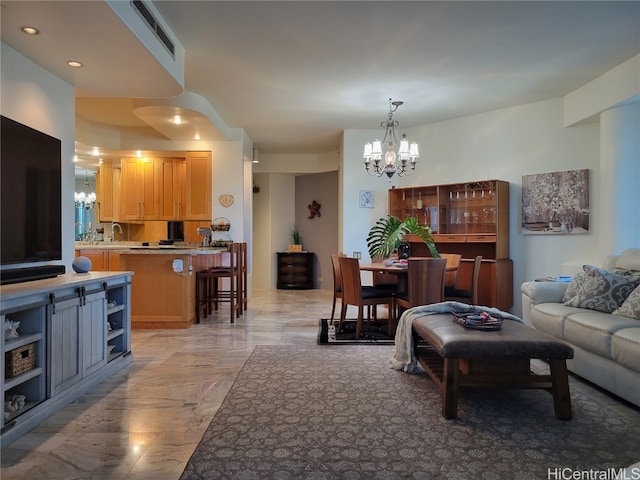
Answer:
[359,190,374,208]
[522,169,589,234]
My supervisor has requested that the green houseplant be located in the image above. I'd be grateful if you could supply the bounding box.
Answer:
[366,215,439,260]
[288,227,303,252]
[291,228,302,245]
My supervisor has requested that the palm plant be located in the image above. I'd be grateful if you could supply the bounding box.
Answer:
[366,215,439,260]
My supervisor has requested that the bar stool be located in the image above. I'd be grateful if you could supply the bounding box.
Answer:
[196,242,242,322]
[237,242,248,313]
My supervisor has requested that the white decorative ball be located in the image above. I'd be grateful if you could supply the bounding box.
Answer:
[72,256,92,273]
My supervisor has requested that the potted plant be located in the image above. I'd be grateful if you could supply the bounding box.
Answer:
[366,215,439,260]
[288,227,303,252]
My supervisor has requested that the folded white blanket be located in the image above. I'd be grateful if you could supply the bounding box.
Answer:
[390,302,524,373]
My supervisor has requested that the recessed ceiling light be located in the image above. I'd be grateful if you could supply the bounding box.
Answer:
[194,133,201,141]
[172,115,183,125]
[67,60,82,68]
[92,147,100,156]
[21,26,39,35]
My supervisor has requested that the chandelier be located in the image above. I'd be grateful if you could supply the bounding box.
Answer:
[363,98,419,180]
[75,173,96,210]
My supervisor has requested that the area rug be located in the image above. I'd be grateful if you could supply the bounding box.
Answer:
[317,318,395,344]
[181,345,640,480]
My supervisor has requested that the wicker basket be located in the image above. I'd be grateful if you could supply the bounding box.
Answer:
[211,217,231,231]
[5,342,36,378]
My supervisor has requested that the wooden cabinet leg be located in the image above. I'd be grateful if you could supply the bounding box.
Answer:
[550,359,572,420]
[442,358,459,419]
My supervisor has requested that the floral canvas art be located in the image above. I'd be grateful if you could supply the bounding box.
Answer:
[522,169,589,234]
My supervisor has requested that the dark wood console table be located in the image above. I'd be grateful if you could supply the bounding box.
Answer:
[277,252,314,289]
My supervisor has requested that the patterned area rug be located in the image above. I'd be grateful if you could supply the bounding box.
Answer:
[317,318,395,344]
[181,345,640,480]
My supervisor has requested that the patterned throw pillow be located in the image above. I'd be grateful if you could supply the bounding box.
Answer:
[613,284,640,320]
[562,265,640,313]
[562,270,588,304]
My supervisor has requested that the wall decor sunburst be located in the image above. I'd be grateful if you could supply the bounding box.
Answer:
[218,194,234,207]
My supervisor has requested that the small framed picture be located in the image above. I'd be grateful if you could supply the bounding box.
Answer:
[359,190,374,208]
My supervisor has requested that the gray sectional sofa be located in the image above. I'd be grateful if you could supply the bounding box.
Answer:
[521,248,640,407]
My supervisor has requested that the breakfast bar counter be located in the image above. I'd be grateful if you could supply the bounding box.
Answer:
[118,248,225,329]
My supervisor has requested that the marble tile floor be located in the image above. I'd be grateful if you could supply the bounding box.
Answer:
[1,287,337,480]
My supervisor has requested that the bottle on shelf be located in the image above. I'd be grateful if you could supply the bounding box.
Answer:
[416,192,423,209]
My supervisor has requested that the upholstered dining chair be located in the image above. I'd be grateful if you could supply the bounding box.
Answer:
[330,253,347,320]
[395,258,447,316]
[439,253,462,290]
[338,256,395,339]
[444,255,483,305]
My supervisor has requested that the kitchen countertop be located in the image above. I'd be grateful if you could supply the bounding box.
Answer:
[75,242,226,255]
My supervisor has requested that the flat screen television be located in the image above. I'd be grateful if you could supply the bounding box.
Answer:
[1,115,62,267]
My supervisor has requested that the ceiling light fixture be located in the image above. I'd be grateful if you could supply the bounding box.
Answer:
[67,60,82,68]
[75,173,96,210]
[363,98,419,180]
[172,115,183,125]
[21,26,39,35]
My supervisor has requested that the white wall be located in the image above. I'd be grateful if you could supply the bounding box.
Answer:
[295,172,339,290]
[1,43,76,271]
[252,173,295,288]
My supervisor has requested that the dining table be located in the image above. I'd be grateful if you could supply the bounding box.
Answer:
[360,258,456,293]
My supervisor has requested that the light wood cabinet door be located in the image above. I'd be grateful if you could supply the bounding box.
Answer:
[159,158,186,220]
[96,162,113,222]
[185,152,212,220]
[78,249,108,271]
[120,158,160,220]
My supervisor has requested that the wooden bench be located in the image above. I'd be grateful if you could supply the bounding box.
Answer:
[412,314,574,419]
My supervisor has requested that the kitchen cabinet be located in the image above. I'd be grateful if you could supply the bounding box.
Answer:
[120,157,160,221]
[96,162,121,223]
[75,249,123,272]
[77,249,108,271]
[388,180,512,310]
[185,152,212,220]
[96,161,114,222]
[1,272,132,447]
[119,250,222,328]
[159,158,186,220]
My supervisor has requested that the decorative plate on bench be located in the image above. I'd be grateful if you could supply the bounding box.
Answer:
[451,311,504,331]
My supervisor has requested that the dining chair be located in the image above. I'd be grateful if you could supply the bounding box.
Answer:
[338,256,395,339]
[395,258,447,316]
[444,255,483,305]
[330,253,347,320]
[439,253,462,290]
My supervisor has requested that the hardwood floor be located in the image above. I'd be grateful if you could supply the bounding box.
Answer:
[1,288,333,480]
